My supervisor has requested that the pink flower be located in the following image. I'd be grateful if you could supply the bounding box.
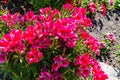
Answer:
[101,3,106,16]
[92,65,108,80]
[108,0,114,6]
[106,33,115,42]
[0,53,5,63]
[74,53,92,66]
[88,2,97,13]
[84,18,92,27]
[84,36,100,55]
[23,25,37,44]
[24,11,38,22]
[32,34,51,50]
[63,4,73,10]
[38,71,52,80]
[1,13,20,27]
[52,55,69,71]
[76,66,90,78]
[0,29,23,52]
[80,30,90,39]
[26,48,43,64]
[39,7,52,14]
[57,23,78,48]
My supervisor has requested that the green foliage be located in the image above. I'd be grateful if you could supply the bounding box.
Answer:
[28,0,65,13]
[114,0,120,9]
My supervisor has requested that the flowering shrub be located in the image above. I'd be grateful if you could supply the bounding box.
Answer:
[0,4,108,80]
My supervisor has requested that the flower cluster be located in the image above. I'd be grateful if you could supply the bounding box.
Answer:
[0,4,108,80]
[74,53,108,79]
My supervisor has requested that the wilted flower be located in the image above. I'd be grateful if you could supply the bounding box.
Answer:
[100,42,106,48]
[52,71,62,80]
[0,53,5,63]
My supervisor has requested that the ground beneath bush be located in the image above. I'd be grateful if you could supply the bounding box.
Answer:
[88,10,120,80]
[88,10,120,68]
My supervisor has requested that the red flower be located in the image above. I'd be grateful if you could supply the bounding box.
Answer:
[26,48,43,64]
[88,2,97,13]
[52,55,69,71]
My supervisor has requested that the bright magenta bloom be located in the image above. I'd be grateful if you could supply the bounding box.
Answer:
[57,21,78,48]
[88,2,97,13]
[52,55,69,71]
[26,48,43,64]
[0,29,23,52]
[74,53,92,66]
[1,13,20,26]
[84,18,92,27]
[63,3,73,10]
[24,11,38,22]
[80,30,90,39]
[31,35,51,50]
[92,65,108,80]
[84,36,100,55]
[76,66,91,78]
[23,25,37,44]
